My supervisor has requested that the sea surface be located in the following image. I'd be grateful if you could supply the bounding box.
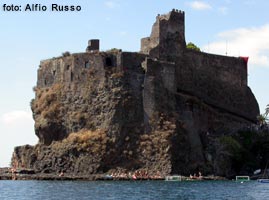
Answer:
[1,180,269,200]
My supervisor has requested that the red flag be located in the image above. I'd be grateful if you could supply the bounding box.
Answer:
[240,56,249,65]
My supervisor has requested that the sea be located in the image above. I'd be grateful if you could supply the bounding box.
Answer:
[0,180,269,200]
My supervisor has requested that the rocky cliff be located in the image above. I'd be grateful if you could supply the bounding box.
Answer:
[12,10,260,178]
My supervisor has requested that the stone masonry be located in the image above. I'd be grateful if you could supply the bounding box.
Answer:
[12,9,259,177]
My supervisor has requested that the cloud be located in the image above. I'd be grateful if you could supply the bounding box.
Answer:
[0,110,36,167]
[119,31,127,36]
[104,1,118,9]
[105,17,111,21]
[203,24,269,68]
[187,1,212,10]
[1,110,32,125]
[244,0,255,6]
[218,6,228,15]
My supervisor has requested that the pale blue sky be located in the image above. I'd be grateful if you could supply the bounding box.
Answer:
[0,0,268,167]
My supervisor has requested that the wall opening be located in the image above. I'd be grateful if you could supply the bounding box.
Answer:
[85,61,90,69]
[105,57,113,67]
[71,72,74,82]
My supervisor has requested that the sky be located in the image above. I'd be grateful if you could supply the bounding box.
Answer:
[0,0,268,167]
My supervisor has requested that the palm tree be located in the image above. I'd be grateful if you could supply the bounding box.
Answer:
[265,104,269,116]
[257,114,267,126]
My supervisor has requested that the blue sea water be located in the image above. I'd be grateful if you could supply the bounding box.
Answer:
[0,180,269,200]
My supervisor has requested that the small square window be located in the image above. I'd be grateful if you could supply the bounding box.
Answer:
[85,61,90,69]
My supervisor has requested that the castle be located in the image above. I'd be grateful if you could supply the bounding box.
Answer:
[12,10,259,176]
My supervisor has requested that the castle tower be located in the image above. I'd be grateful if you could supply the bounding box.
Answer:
[141,9,186,61]
[86,39,100,52]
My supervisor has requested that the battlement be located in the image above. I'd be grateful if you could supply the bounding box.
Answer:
[156,9,185,20]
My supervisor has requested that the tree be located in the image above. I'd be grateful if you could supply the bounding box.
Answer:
[62,51,71,57]
[186,42,201,52]
[257,114,268,126]
[265,104,269,116]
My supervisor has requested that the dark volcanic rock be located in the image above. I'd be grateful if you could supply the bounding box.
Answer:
[12,9,259,178]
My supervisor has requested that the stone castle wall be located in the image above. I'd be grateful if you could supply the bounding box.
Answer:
[141,9,258,122]
[33,9,259,145]
[33,51,147,145]
[141,9,185,60]
[176,49,258,121]
[37,52,119,88]
[12,9,260,177]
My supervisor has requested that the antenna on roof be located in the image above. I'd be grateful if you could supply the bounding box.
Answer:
[225,40,228,56]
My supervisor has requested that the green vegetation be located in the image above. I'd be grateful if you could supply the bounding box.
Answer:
[31,84,64,133]
[186,42,201,51]
[219,135,243,172]
[265,104,269,119]
[265,104,269,116]
[62,51,71,57]
[64,129,108,152]
[107,48,121,53]
[257,104,269,126]
[257,114,268,126]
[32,84,63,118]
[218,130,269,174]
[220,136,242,158]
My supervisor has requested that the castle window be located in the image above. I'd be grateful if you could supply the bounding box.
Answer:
[71,71,74,82]
[66,65,70,70]
[85,61,90,69]
[105,57,113,67]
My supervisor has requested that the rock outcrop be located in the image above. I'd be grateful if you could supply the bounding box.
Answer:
[12,10,259,177]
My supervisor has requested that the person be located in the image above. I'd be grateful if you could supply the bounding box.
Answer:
[132,173,137,180]
[59,171,64,177]
[198,171,203,180]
